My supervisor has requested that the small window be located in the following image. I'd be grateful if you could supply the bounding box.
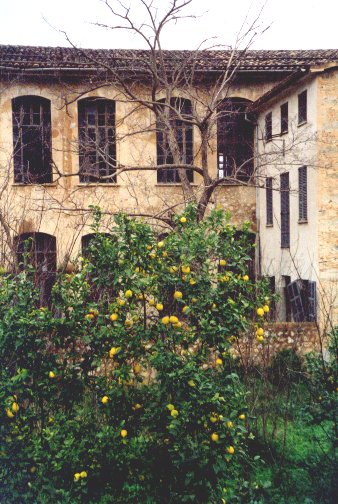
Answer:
[156,97,193,183]
[266,276,276,320]
[16,232,56,307]
[78,98,116,183]
[12,96,52,184]
[280,172,290,248]
[298,90,307,124]
[280,102,288,134]
[265,112,272,141]
[298,166,308,222]
[266,177,273,226]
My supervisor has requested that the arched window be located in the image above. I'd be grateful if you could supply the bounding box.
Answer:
[12,96,52,184]
[217,98,254,182]
[78,98,116,183]
[156,97,193,183]
[16,232,56,306]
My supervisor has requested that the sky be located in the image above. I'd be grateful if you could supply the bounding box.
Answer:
[1,0,337,50]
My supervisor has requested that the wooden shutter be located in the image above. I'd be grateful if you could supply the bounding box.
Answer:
[298,90,307,124]
[265,111,272,141]
[280,102,288,134]
[287,280,306,322]
[266,177,273,225]
[280,172,290,248]
[298,166,308,221]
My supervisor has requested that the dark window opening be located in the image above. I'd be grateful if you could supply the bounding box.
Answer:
[265,111,272,141]
[298,166,308,222]
[298,90,307,124]
[266,177,273,225]
[156,97,193,183]
[266,276,276,320]
[217,98,254,181]
[12,96,52,184]
[282,275,292,322]
[280,172,290,248]
[280,102,288,134]
[287,279,316,322]
[78,98,116,183]
[16,232,56,307]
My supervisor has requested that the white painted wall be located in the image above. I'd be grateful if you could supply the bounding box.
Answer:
[257,77,319,320]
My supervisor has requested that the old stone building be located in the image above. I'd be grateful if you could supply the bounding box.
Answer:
[0,45,337,325]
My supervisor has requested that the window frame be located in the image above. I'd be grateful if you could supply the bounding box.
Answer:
[280,102,288,134]
[298,165,308,223]
[12,95,52,184]
[78,98,116,184]
[280,172,290,248]
[265,111,272,142]
[216,98,254,182]
[266,177,273,226]
[298,90,307,125]
[156,97,194,184]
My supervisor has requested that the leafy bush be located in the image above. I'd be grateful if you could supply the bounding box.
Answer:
[0,206,272,503]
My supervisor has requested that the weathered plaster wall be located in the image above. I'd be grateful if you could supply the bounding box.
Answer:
[0,77,274,265]
[316,68,338,326]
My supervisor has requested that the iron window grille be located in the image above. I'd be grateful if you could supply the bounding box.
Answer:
[156,97,193,183]
[217,98,254,181]
[12,96,52,184]
[78,98,116,183]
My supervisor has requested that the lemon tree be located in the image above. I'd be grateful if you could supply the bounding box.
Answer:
[0,205,272,503]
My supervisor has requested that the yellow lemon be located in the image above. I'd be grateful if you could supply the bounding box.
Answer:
[6,408,14,418]
[118,299,125,307]
[161,316,170,325]
[169,315,179,324]
[192,298,197,303]
[88,308,99,316]
[212,303,217,309]
[182,306,189,314]
[85,313,94,320]
[227,421,233,429]
[125,290,133,298]
[227,446,235,454]
[11,402,19,413]
[220,259,227,266]
[157,241,164,248]
[148,298,155,306]
[74,472,81,481]
[156,303,164,311]
[49,371,55,379]
[167,404,175,411]
[256,307,264,317]
[30,466,37,474]
[109,347,118,358]
[133,363,141,375]
[263,305,270,313]
[256,327,264,336]
[188,379,196,387]
[80,471,88,478]
[210,415,218,423]
[238,414,246,420]
[110,313,118,322]
[150,253,156,259]
[146,245,152,250]
[121,429,128,438]
[182,265,190,274]
[189,279,196,285]
[216,358,223,366]
[211,433,219,442]
[133,403,142,410]
[170,409,179,418]
[162,251,168,257]
[170,266,178,273]
[180,216,187,223]
[125,319,133,328]
[174,321,182,329]
[243,275,249,282]
[174,291,183,299]
[101,396,109,404]
[256,335,264,342]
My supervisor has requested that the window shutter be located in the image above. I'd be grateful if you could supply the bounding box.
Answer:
[298,90,307,124]
[280,172,290,248]
[307,280,317,322]
[298,166,307,221]
[266,177,273,225]
[287,280,306,322]
[265,112,272,141]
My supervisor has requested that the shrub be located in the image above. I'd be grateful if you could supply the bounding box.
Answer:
[0,206,271,503]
